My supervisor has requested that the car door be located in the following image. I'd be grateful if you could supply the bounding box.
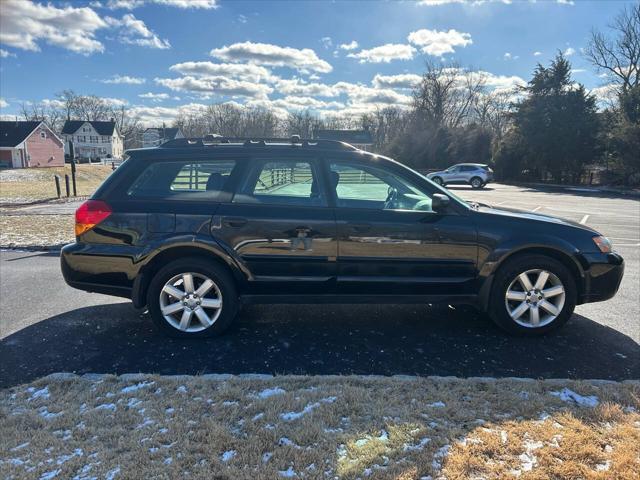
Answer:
[213,154,337,293]
[328,158,478,295]
[444,165,464,183]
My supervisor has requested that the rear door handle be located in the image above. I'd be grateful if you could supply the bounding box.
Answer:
[222,217,248,228]
[350,223,371,232]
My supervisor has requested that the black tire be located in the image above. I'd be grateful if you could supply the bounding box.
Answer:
[147,257,238,338]
[488,254,577,336]
[470,177,484,189]
[432,176,444,186]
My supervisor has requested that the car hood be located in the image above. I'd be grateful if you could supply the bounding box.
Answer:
[427,171,445,177]
[476,204,597,233]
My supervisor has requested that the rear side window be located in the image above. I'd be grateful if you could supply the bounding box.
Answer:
[233,159,326,207]
[127,160,237,199]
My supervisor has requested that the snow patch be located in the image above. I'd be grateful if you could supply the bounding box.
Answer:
[176,385,187,393]
[427,401,445,408]
[403,437,431,452]
[121,381,155,394]
[550,388,599,407]
[28,386,50,401]
[94,403,116,412]
[257,387,286,399]
[280,396,337,421]
[39,469,61,480]
[221,450,236,462]
[262,452,273,463]
[278,466,297,477]
[105,466,120,480]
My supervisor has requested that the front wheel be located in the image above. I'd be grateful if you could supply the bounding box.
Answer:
[432,176,444,186]
[488,255,576,336]
[147,257,238,338]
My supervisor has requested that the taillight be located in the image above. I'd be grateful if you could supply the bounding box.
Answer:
[75,200,112,236]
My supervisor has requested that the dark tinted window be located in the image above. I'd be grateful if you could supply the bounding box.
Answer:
[233,159,325,207]
[127,160,236,199]
[460,165,477,172]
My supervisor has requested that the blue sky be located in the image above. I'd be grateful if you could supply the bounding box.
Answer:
[0,0,633,125]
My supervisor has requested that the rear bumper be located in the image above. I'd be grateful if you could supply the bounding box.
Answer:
[60,242,134,300]
[579,252,624,304]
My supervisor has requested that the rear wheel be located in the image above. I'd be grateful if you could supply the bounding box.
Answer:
[488,255,576,335]
[470,177,484,189]
[432,176,444,186]
[147,257,238,338]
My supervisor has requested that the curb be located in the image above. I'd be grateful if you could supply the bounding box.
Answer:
[508,181,640,198]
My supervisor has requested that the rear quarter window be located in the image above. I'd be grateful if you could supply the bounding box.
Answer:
[127,160,237,200]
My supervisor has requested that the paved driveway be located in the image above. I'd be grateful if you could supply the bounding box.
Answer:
[1,184,638,387]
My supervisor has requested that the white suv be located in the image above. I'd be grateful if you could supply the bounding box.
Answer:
[427,163,493,189]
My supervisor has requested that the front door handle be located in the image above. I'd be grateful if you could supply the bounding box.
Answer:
[222,217,248,228]
[350,223,371,232]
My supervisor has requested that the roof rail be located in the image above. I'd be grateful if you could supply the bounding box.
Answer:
[160,136,358,151]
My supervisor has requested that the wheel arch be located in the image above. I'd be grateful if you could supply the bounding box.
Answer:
[478,244,586,311]
[132,242,247,308]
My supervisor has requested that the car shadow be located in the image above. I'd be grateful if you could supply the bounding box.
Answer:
[444,185,496,192]
[1,302,638,388]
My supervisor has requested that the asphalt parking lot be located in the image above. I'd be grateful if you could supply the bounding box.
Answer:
[1,183,638,387]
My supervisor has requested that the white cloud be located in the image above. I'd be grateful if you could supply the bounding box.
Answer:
[129,102,208,125]
[418,0,572,5]
[210,42,332,73]
[320,37,333,49]
[107,13,171,49]
[0,0,107,54]
[105,0,218,9]
[237,14,248,24]
[103,97,129,107]
[169,61,274,83]
[372,73,422,89]
[407,29,472,57]
[564,47,575,56]
[503,52,519,60]
[155,76,273,99]
[271,96,344,111]
[347,44,416,63]
[101,74,146,84]
[0,98,8,109]
[339,41,359,51]
[0,48,16,58]
[275,78,338,97]
[138,92,179,102]
[589,83,618,105]
[533,51,542,56]
[334,82,413,106]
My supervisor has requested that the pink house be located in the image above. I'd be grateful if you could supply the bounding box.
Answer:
[0,121,64,168]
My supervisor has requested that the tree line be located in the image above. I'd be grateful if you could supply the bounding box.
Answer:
[19,3,639,185]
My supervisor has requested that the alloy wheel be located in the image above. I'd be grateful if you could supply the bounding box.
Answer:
[504,269,565,328]
[159,272,223,332]
[471,178,482,188]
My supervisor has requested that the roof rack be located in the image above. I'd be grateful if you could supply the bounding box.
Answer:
[160,135,358,151]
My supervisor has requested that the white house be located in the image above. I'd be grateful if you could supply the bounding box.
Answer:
[142,127,184,147]
[61,120,124,160]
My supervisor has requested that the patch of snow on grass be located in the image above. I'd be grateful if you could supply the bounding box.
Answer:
[257,387,286,399]
[278,466,297,477]
[262,452,273,463]
[56,448,83,465]
[221,450,236,462]
[252,413,264,421]
[518,439,543,472]
[427,401,445,408]
[105,466,120,480]
[278,437,302,449]
[11,442,30,451]
[280,396,337,421]
[596,460,611,471]
[176,385,187,393]
[39,407,63,419]
[431,444,450,471]
[403,437,431,452]
[94,403,116,412]
[39,469,61,480]
[550,388,599,407]
[121,381,155,394]
[28,386,50,401]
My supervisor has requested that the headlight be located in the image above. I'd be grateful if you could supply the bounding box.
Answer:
[592,235,612,253]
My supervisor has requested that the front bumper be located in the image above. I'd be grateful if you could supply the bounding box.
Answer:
[579,251,624,304]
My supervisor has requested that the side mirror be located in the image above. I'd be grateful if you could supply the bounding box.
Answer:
[432,193,450,212]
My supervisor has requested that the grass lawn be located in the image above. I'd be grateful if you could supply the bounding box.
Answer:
[0,165,113,204]
[1,374,638,479]
[0,214,74,247]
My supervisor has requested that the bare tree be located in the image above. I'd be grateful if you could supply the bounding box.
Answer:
[413,61,486,129]
[584,3,640,92]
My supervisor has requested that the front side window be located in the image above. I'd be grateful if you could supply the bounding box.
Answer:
[329,162,433,212]
[233,159,325,207]
[128,160,237,199]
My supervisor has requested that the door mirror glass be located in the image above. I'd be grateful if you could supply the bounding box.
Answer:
[432,193,450,212]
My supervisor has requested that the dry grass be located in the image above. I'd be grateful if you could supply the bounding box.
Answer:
[0,165,113,203]
[0,214,74,247]
[1,374,638,479]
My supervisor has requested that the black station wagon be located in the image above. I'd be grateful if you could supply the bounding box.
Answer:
[61,136,624,338]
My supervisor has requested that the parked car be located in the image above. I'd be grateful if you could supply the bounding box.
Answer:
[427,163,493,189]
[61,137,624,338]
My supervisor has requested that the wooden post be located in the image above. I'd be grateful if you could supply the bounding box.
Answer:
[64,174,70,197]
[70,160,77,196]
[54,175,61,199]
